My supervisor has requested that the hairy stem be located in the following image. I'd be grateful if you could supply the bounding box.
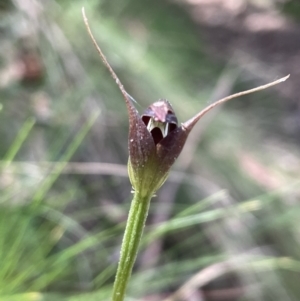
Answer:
[112,191,152,301]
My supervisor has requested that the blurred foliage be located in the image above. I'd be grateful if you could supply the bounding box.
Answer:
[0,0,300,300]
[282,0,300,20]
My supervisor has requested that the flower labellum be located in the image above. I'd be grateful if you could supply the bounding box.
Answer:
[82,9,289,197]
[142,100,178,145]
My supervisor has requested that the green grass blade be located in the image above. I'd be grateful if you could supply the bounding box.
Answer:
[31,111,100,207]
[3,118,36,165]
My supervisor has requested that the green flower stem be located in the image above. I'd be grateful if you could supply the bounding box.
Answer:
[112,191,152,301]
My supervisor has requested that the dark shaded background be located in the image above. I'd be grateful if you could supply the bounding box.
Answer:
[0,0,300,300]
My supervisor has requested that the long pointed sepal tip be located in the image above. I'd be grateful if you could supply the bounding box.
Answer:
[183,74,290,131]
[82,8,136,112]
[279,74,290,82]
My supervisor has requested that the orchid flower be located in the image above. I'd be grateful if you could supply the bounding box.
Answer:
[82,8,289,301]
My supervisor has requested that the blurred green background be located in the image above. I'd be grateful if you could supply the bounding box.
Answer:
[1,0,300,300]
